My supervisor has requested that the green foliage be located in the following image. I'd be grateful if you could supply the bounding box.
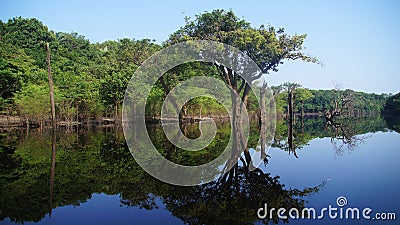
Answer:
[382,93,400,132]
[97,38,161,116]
[148,62,222,117]
[295,88,313,102]
[167,9,318,72]
[270,85,387,116]
[166,9,319,107]
[13,84,51,120]
[0,17,162,121]
[0,15,389,124]
[0,17,55,69]
[383,92,400,115]
[0,42,44,102]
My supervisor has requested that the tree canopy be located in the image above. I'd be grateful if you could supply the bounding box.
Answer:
[0,13,388,126]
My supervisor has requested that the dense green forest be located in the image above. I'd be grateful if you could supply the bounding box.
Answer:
[383,93,400,114]
[0,12,394,127]
[382,93,400,132]
[272,87,388,116]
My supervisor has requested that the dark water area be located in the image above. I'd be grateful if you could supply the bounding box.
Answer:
[0,116,399,225]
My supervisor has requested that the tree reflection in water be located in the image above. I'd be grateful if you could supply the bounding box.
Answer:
[158,165,320,225]
[326,118,371,158]
[0,115,388,224]
[272,116,387,159]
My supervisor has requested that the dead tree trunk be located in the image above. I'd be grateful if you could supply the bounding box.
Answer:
[288,89,296,157]
[46,43,56,129]
[284,84,298,158]
[324,89,354,123]
[259,82,268,125]
[288,88,295,125]
[46,42,57,217]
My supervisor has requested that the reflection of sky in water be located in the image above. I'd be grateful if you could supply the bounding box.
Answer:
[2,195,181,225]
[260,131,400,224]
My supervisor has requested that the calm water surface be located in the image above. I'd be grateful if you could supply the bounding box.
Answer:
[0,116,399,224]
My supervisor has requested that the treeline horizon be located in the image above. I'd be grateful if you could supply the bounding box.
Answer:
[0,15,396,127]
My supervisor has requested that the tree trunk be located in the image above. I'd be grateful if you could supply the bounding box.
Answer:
[288,119,297,158]
[286,103,290,119]
[115,101,118,123]
[167,92,182,122]
[46,42,57,217]
[288,89,294,124]
[76,101,79,125]
[199,104,202,119]
[260,115,267,163]
[288,89,297,157]
[260,88,266,124]
[183,105,187,117]
[46,43,56,130]
[48,124,56,217]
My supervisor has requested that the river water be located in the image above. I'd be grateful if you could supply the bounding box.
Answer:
[0,116,399,224]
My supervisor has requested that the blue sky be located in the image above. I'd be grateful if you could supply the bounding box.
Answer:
[1,0,399,94]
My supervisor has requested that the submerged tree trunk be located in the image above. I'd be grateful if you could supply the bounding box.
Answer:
[287,119,297,158]
[259,83,268,164]
[287,86,298,158]
[48,128,56,217]
[221,78,250,175]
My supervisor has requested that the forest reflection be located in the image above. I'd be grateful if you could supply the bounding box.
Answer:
[273,115,387,158]
[0,115,391,224]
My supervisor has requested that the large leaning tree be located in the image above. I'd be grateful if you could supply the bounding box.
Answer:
[165,9,319,121]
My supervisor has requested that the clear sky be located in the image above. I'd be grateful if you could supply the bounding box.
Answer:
[1,0,399,94]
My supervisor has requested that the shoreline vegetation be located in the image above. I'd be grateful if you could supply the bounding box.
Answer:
[0,110,383,129]
[0,11,398,131]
